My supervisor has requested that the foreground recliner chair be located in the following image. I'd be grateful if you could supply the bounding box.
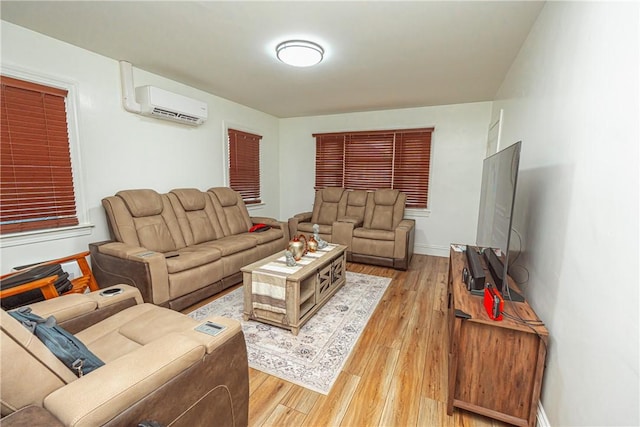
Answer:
[1,285,249,427]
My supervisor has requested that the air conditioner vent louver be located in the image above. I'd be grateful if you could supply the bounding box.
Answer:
[152,108,178,118]
[135,86,207,126]
[150,107,200,124]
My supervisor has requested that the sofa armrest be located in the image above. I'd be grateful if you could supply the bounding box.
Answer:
[331,221,355,250]
[393,219,416,269]
[288,212,312,239]
[90,241,170,307]
[293,212,312,222]
[337,216,364,227]
[27,285,143,321]
[25,285,145,334]
[44,333,205,427]
[183,316,243,353]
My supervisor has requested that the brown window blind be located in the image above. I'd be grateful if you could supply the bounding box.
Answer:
[313,128,434,208]
[228,128,262,204]
[315,134,344,188]
[345,132,394,190]
[1,75,78,234]
[394,130,432,209]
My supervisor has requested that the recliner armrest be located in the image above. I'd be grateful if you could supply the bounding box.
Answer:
[288,211,313,239]
[293,212,312,222]
[90,242,170,306]
[184,316,243,353]
[26,285,143,324]
[393,219,416,263]
[337,216,364,227]
[44,332,205,427]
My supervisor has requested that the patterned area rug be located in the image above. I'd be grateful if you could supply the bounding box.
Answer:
[188,271,391,394]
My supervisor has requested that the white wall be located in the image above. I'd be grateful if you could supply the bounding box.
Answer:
[492,2,639,426]
[279,102,493,257]
[0,22,280,271]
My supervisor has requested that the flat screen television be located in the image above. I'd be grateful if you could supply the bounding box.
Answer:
[476,141,524,302]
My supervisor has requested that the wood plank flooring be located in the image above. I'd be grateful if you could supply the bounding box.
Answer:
[185,254,509,427]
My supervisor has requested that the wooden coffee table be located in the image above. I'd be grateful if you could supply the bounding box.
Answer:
[241,244,347,335]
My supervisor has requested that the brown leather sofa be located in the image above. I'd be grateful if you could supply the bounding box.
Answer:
[289,188,415,270]
[1,285,248,427]
[90,187,288,311]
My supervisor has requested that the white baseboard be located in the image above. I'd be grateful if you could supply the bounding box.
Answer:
[413,243,451,258]
[537,402,551,427]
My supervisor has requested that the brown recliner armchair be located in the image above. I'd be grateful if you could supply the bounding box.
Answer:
[289,188,415,270]
[1,285,248,427]
[288,187,346,242]
[349,189,415,270]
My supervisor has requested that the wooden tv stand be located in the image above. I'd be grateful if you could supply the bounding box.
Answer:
[447,245,548,427]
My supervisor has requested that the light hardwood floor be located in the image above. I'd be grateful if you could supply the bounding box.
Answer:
[186,254,509,427]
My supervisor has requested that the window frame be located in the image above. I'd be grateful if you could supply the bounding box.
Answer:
[224,124,263,206]
[313,127,434,209]
[0,65,92,248]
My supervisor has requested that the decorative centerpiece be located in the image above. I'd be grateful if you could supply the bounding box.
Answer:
[288,234,307,261]
[313,224,328,249]
[307,235,318,252]
[284,250,297,267]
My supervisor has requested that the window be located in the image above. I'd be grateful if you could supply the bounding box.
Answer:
[228,128,262,204]
[1,76,78,234]
[313,128,434,208]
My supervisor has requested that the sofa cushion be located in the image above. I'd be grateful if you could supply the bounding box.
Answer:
[364,189,405,231]
[104,190,186,252]
[341,190,368,223]
[171,188,206,211]
[133,216,180,253]
[117,189,163,217]
[202,235,257,257]
[76,304,198,362]
[353,227,395,241]
[208,188,253,236]
[374,188,400,206]
[244,228,283,245]
[165,247,222,274]
[169,189,224,245]
[311,187,345,225]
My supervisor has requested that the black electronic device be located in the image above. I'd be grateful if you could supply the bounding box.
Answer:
[476,141,524,302]
[464,246,485,296]
[482,247,524,302]
[100,288,124,297]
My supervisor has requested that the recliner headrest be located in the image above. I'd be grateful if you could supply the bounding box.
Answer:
[170,189,206,211]
[320,187,345,203]
[346,190,368,206]
[373,189,400,205]
[116,189,163,217]
[208,187,239,207]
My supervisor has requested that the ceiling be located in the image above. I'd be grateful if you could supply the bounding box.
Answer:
[1,1,544,118]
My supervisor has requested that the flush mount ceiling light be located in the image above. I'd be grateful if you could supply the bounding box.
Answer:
[276,40,324,67]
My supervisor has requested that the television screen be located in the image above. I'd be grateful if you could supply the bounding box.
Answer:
[476,141,523,301]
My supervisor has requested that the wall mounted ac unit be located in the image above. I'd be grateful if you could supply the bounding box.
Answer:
[135,86,207,126]
[119,61,208,126]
